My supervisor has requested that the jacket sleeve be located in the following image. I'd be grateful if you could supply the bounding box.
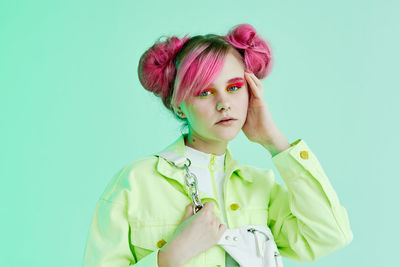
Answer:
[82,171,161,266]
[268,139,353,262]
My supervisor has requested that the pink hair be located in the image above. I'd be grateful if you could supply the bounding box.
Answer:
[138,23,273,116]
[171,43,228,108]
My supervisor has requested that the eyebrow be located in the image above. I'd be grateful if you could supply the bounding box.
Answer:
[209,77,244,87]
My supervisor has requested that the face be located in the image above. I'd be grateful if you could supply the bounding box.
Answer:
[177,49,249,144]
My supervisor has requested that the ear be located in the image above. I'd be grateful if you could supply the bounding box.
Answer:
[173,106,186,119]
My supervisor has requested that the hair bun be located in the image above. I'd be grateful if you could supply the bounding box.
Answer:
[224,24,273,79]
[138,34,190,98]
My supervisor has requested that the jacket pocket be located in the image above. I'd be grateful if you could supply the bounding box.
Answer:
[129,221,178,261]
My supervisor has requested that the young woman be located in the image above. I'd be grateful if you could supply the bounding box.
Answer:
[83,24,353,267]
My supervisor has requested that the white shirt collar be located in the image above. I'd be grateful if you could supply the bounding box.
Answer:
[185,145,225,169]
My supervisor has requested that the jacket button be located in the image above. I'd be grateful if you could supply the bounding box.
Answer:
[157,239,167,248]
[300,150,309,159]
[230,203,239,210]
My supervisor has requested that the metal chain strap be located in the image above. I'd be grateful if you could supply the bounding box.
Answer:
[169,157,204,214]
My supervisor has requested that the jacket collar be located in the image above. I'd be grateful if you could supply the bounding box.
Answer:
[155,134,254,190]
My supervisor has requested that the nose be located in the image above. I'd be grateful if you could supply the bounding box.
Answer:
[216,91,232,111]
[216,99,231,111]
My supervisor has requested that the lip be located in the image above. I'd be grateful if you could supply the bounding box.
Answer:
[216,119,236,126]
[216,116,236,124]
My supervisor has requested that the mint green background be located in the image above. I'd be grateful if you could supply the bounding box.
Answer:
[1,0,398,266]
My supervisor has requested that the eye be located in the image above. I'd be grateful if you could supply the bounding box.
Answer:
[198,89,213,97]
[227,85,241,92]
[227,82,243,92]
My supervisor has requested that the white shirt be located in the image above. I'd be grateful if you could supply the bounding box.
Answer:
[184,145,240,267]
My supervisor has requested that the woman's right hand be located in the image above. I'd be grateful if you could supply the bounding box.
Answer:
[159,202,227,266]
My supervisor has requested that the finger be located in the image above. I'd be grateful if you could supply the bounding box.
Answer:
[214,217,222,228]
[245,72,261,98]
[248,72,263,94]
[180,203,194,223]
[200,202,212,216]
[219,223,227,232]
[199,202,215,217]
[250,72,263,88]
[217,224,227,239]
[245,72,257,90]
[187,203,194,213]
[203,201,214,209]
[185,203,194,216]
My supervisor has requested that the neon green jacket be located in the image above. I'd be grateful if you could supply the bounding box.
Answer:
[82,134,353,266]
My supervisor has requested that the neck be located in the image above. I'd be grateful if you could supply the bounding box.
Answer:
[184,132,227,156]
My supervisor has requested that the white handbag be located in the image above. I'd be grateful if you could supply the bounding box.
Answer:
[156,151,284,267]
[217,224,283,267]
